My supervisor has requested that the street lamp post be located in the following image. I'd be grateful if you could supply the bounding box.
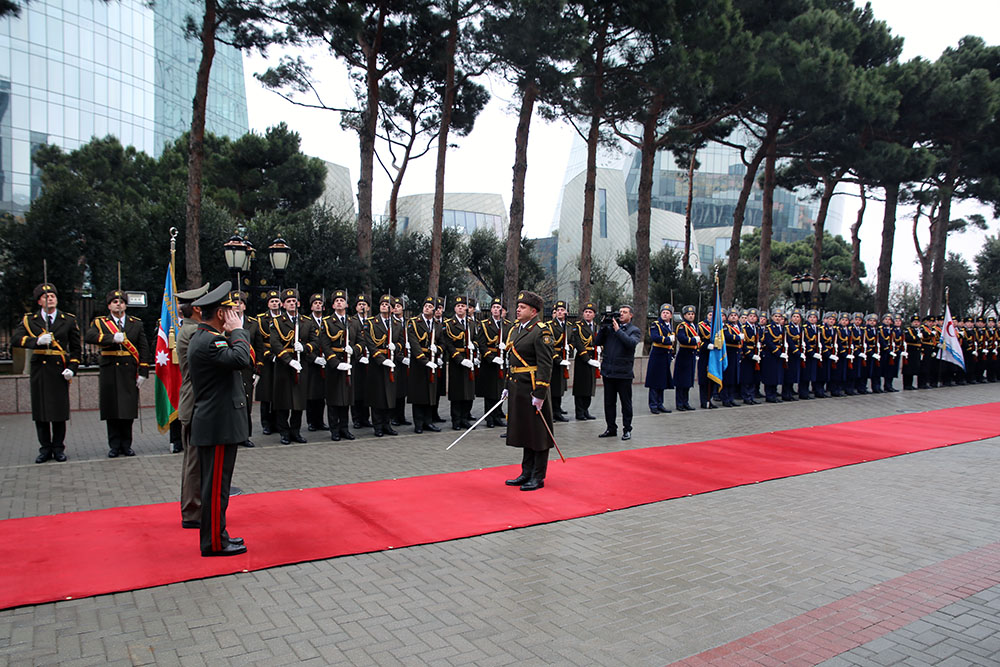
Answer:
[800,273,814,309]
[222,235,291,313]
[791,274,803,308]
[817,273,832,307]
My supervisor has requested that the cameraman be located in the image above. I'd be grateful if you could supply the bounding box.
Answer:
[596,305,641,441]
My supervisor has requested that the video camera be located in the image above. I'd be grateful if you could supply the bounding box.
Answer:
[601,307,620,327]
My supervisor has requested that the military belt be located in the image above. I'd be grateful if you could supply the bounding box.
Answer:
[652,342,672,349]
[678,344,697,349]
[101,350,133,357]
[32,349,66,356]
[510,366,537,373]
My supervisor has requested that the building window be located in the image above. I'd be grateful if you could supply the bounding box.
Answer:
[598,188,607,238]
[714,237,731,261]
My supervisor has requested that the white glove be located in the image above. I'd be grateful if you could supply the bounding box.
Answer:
[531,396,544,411]
[36,333,52,346]
[469,342,477,352]
[359,356,369,365]
[900,351,908,359]
[847,354,855,360]
[859,352,867,360]
[113,332,125,343]
[336,362,351,371]
[136,376,146,388]
[739,332,746,340]
[780,353,788,360]
[460,358,474,369]
[474,357,481,368]
[430,343,438,354]
[314,356,327,367]
[498,342,506,351]
[388,342,396,352]
[289,360,303,372]
[668,334,675,343]
[872,353,881,361]
[253,374,260,388]
[426,361,438,371]
[382,359,396,369]
[830,355,839,362]
[752,354,761,362]
[889,351,897,358]
[587,359,600,368]
[813,353,822,360]
[917,331,923,338]
[62,368,74,380]
[402,357,410,366]
[345,345,353,358]
[492,356,503,366]
[501,388,509,401]
[972,350,979,356]
[560,359,571,367]
[293,341,304,353]
[800,352,806,360]
[707,343,715,350]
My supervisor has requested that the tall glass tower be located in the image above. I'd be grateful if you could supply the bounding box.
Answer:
[0,0,248,216]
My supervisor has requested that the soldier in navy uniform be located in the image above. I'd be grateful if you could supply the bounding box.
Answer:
[848,312,865,394]
[761,308,786,402]
[987,316,999,382]
[674,305,698,410]
[902,314,921,389]
[645,303,675,414]
[720,308,743,407]
[740,308,761,404]
[364,294,404,436]
[781,309,803,401]
[317,289,355,441]
[547,300,572,421]
[815,311,835,398]
[305,293,328,431]
[254,289,281,434]
[350,294,372,428]
[571,302,600,420]
[85,289,152,457]
[863,313,881,393]
[12,283,81,463]
[696,310,716,409]
[504,291,554,491]
[477,297,509,427]
[835,312,852,396]
[270,288,317,444]
[443,295,478,430]
[407,297,443,433]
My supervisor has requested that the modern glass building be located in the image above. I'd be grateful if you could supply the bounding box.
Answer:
[0,0,248,216]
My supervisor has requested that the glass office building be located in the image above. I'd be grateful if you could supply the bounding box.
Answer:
[0,0,248,216]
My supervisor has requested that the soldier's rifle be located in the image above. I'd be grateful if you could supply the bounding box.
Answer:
[387,290,395,383]
[293,284,301,383]
[465,303,475,382]
[344,289,352,386]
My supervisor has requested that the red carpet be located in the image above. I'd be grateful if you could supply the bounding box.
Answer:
[2,402,999,610]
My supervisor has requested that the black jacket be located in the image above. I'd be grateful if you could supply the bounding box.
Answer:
[189,323,252,446]
[596,321,641,379]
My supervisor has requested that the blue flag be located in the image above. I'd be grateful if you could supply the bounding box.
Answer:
[937,304,966,371]
[707,283,727,388]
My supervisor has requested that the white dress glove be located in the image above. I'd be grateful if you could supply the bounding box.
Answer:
[388,342,396,352]
[402,357,410,366]
[560,359,571,367]
[359,356,369,365]
[336,362,351,371]
[113,332,125,343]
[460,358,474,369]
[498,342,506,351]
[587,359,600,368]
[780,353,788,360]
[37,333,52,346]
[847,354,855,360]
[293,341,304,353]
[707,343,715,350]
[872,353,881,361]
[253,374,260,388]
[501,388,509,401]
[62,368,74,380]
[859,352,867,360]
[752,354,761,362]
[474,357,481,368]
[314,356,327,367]
[830,355,839,362]
[469,342,476,352]
[289,360,303,372]
[136,376,145,388]
[739,332,746,340]
[900,351,908,358]
[430,343,438,354]
[889,351,897,358]
[813,353,822,360]
[344,345,353,358]
[531,396,544,411]
[668,334,675,343]
[425,361,438,371]
[492,356,503,366]
[382,359,396,369]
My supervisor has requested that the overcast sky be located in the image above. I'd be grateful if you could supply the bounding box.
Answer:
[242,0,1000,287]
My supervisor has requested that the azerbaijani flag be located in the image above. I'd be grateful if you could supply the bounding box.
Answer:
[154,262,181,432]
[706,281,727,388]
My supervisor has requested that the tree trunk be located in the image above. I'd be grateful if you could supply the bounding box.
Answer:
[503,81,538,312]
[633,93,664,337]
[387,118,418,236]
[428,22,458,298]
[356,63,380,294]
[683,150,696,271]
[929,148,960,313]
[183,0,217,289]
[875,180,899,314]
[809,174,837,302]
[913,202,933,315]
[577,27,606,307]
[721,126,772,306]
[756,131,778,311]
[849,183,866,290]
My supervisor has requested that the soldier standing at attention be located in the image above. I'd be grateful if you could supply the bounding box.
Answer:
[547,301,572,422]
[477,297,510,427]
[740,308,761,404]
[270,288,314,444]
[697,310,716,409]
[305,293,328,432]
[503,291,554,492]
[443,296,477,430]
[391,296,413,427]
[13,283,81,463]
[761,309,786,403]
[254,289,281,435]
[645,303,675,414]
[406,297,443,434]
[364,295,403,437]
[432,297,448,423]
[350,295,372,429]
[188,282,250,557]
[674,305,698,411]
[317,290,355,441]
[85,289,151,457]
[571,302,600,420]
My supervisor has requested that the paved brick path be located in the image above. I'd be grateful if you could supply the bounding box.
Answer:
[0,383,998,665]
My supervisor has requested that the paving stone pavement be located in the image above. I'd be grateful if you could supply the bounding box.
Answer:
[0,383,998,665]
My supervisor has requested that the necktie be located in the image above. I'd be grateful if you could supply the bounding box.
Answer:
[47,315,54,329]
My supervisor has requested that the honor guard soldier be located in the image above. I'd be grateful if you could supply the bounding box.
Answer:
[85,289,152,457]
[848,313,865,394]
[317,290,355,441]
[800,310,821,399]
[175,282,210,529]
[862,313,880,393]
[902,314,921,389]
[720,308,743,406]
[674,305,698,410]
[432,297,448,422]
[477,297,510,427]
[696,310,716,409]
[230,290,261,446]
[391,296,412,426]
[975,317,989,383]
[761,308,786,402]
[305,293,328,431]
[187,282,250,557]
[987,316,999,382]
[834,313,852,395]
[350,294,372,428]
[547,300,572,421]
[270,288,316,444]
[781,309,803,401]
[879,313,899,392]
[740,308,761,404]
[503,291,555,492]
[407,297,443,433]
[364,294,404,436]
[814,311,834,398]
[645,303,675,414]
[572,302,601,420]
[443,295,478,430]
[13,283,81,463]
[255,289,281,434]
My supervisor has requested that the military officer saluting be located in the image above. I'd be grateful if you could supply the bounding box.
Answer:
[477,297,510,427]
[571,302,601,420]
[85,289,152,457]
[503,291,555,492]
[14,283,82,463]
[407,296,443,433]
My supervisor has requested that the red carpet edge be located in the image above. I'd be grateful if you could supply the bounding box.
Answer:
[2,402,999,610]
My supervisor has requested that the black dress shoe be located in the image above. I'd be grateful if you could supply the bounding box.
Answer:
[598,429,617,438]
[765,398,781,403]
[649,407,660,415]
[226,536,245,546]
[170,443,183,454]
[340,431,355,440]
[452,424,463,431]
[280,435,291,445]
[182,520,200,529]
[554,414,570,422]
[398,419,412,426]
[520,479,544,491]
[202,543,247,557]
[722,401,737,407]
[433,415,446,423]
[390,419,401,426]
[35,452,51,464]
[585,412,597,420]
[494,417,507,427]
[485,419,495,428]
[505,473,531,486]
[261,427,273,435]
[108,449,119,458]
[353,421,362,429]
[291,432,307,443]
[460,420,474,428]
[373,430,384,437]
[424,423,441,432]
[330,432,341,441]
[576,413,587,420]
[54,452,68,462]
[383,426,398,436]
[702,403,717,409]
[621,431,632,441]
[123,448,136,456]
[308,425,318,432]
[414,427,423,434]
[659,407,672,413]
[243,440,255,448]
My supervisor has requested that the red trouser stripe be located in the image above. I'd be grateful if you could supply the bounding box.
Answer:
[211,445,224,552]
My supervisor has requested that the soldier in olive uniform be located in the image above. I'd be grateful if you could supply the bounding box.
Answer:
[364,295,404,436]
[188,282,250,557]
[443,295,478,430]
[571,302,601,420]
[503,291,554,492]
[13,283,82,463]
[175,283,210,529]
[305,292,328,431]
[270,288,317,444]
[350,295,372,429]
[317,289,355,441]
[547,300,572,421]
[391,296,413,426]
[254,289,281,434]
[432,297,448,422]
[407,297,443,433]
[476,297,509,427]
[85,289,151,457]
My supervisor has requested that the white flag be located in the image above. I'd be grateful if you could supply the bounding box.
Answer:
[937,304,966,371]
